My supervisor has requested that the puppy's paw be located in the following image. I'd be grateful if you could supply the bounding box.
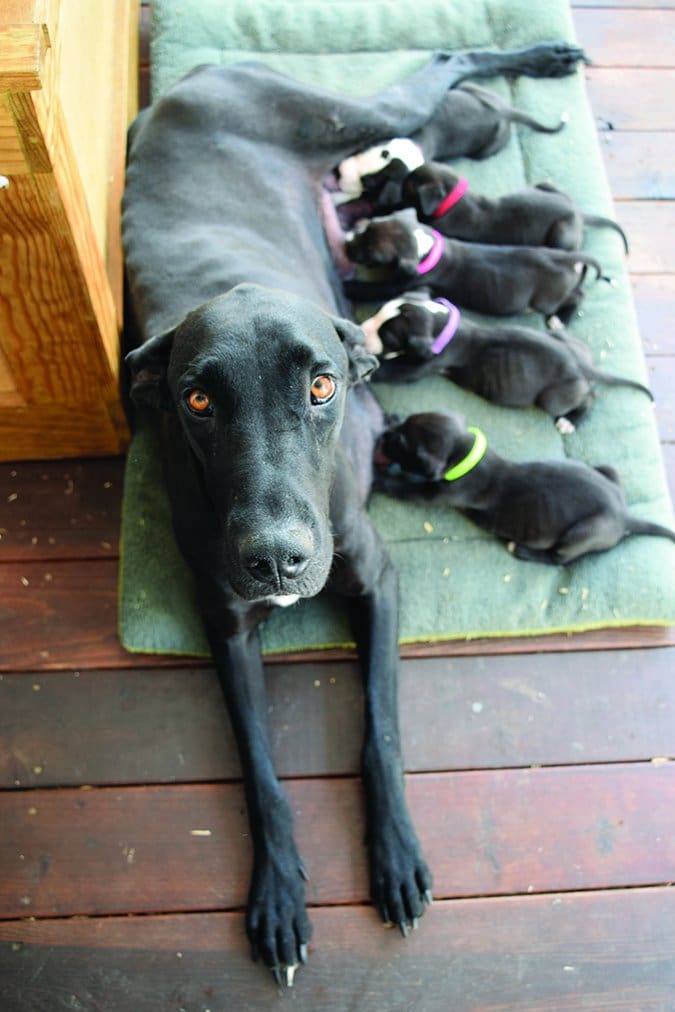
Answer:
[247,851,312,987]
[369,820,433,937]
[555,416,576,435]
[546,314,565,331]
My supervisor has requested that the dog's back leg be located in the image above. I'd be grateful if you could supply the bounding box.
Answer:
[550,512,624,563]
[536,377,593,426]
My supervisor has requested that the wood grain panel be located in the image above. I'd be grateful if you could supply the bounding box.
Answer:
[2,649,675,787]
[0,172,118,403]
[1,765,674,917]
[0,457,123,560]
[585,69,675,130]
[612,201,675,272]
[633,276,675,355]
[596,131,675,199]
[1,556,674,672]
[574,8,675,67]
[0,97,28,175]
[647,356,675,440]
[1,889,674,1010]
[0,25,46,91]
[0,559,128,671]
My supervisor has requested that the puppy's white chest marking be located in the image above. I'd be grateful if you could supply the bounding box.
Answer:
[414,228,435,259]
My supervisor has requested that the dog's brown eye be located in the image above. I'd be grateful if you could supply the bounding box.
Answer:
[310,375,336,404]
[186,389,211,413]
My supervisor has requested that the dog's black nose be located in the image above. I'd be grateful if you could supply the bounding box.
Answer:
[239,530,313,588]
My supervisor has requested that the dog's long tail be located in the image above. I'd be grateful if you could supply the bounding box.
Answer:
[508,107,569,134]
[459,83,569,134]
[582,214,630,255]
[626,516,675,543]
[581,364,654,400]
[574,252,606,282]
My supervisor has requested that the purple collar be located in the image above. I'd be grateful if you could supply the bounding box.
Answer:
[417,229,444,275]
[431,298,461,354]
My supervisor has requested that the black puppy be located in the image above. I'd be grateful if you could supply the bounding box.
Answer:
[346,215,604,321]
[375,411,675,564]
[334,81,568,223]
[122,43,589,985]
[361,293,652,430]
[402,166,629,252]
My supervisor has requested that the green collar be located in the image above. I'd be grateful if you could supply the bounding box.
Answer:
[443,427,487,482]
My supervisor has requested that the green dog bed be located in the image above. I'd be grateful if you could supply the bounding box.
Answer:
[119,0,675,657]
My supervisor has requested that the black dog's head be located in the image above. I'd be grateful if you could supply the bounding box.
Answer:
[126,283,377,603]
[403,163,462,219]
[345,214,422,277]
[375,411,469,483]
[360,292,442,360]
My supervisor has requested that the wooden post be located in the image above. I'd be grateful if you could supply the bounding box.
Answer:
[0,0,136,460]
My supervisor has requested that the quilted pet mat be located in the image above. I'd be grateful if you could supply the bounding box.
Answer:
[119,0,675,656]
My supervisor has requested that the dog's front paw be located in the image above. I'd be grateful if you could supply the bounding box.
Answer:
[247,851,312,987]
[369,820,433,936]
[518,41,591,78]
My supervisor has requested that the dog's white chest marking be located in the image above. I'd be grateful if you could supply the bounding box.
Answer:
[267,594,300,608]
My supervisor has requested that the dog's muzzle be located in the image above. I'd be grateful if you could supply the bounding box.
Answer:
[230,522,333,602]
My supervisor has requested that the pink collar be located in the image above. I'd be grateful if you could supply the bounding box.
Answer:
[431,298,461,354]
[432,176,469,219]
[417,229,444,275]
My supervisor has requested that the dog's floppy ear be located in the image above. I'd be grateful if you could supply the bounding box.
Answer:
[125,326,176,409]
[415,181,445,218]
[331,315,379,383]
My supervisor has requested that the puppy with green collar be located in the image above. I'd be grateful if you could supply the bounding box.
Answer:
[374,410,675,565]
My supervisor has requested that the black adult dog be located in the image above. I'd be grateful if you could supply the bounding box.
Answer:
[402,166,629,252]
[361,293,652,430]
[345,214,604,321]
[122,44,589,985]
[375,411,675,564]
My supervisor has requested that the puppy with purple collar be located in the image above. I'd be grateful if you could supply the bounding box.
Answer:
[374,411,675,565]
[401,165,629,253]
[345,214,605,322]
[360,293,653,432]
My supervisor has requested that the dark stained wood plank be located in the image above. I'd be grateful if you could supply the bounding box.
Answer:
[0,458,123,562]
[612,201,675,272]
[584,69,675,130]
[3,649,675,787]
[1,764,674,917]
[1,557,674,673]
[633,276,675,355]
[574,0,675,6]
[138,1,151,109]
[663,443,675,505]
[2,888,675,1011]
[0,559,133,672]
[573,8,675,66]
[647,356,675,441]
[596,131,675,199]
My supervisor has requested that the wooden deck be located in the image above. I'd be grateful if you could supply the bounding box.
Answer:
[1,3,675,1008]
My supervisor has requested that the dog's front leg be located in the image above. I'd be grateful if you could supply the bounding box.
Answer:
[447,40,590,85]
[202,611,311,986]
[335,534,433,935]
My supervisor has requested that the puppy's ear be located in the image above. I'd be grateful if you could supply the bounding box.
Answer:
[125,326,176,409]
[331,315,379,383]
[415,181,445,218]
